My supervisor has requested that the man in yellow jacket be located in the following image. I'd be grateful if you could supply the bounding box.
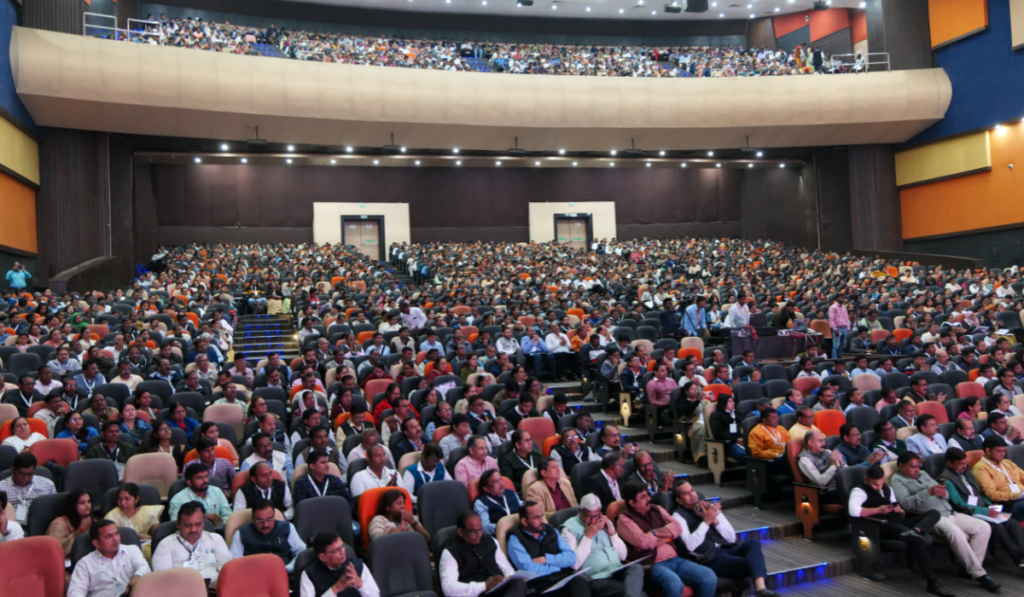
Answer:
[748,408,791,473]
[973,435,1024,521]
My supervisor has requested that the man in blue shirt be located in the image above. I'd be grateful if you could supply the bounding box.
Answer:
[507,501,591,597]
[520,327,556,381]
[5,263,30,290]
[418,331,444,354]
[682,296,708,338]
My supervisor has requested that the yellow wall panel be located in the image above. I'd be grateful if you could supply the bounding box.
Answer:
[895,131,990,187]
[0,117,38,185]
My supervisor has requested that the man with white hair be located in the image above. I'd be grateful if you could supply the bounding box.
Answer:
[559,494,644,597]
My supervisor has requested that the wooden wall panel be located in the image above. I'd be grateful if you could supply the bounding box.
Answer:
[747,17,777,49]
[24,0,83,34]
[928,0,987,49]
[866,0,932,70]
[813,27,854,58]
[814,148,853,253]
[848,144,902,251]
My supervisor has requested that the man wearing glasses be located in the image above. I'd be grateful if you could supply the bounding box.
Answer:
[229,499,307,572]
[559,494,645,597]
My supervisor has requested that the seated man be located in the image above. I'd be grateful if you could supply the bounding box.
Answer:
[551,428,599,476]
[152,501,232,586]
[849,466,950,596]
[891,451,999,592]
[973,435,1024,521]
[0,452,55,525]
[775,389,803,416]
[796,430,847,504]
[391,417,426,465]
[367,488,430,543]
[439,414,473,460]
[504,396,539,431]
[347,428,395,468]
[242,431,293,482]
[455,435,498,488]
[594,425,638,459]
[293,449,350,505]
[506,501,592,597]
[300,531,381,597]
[67,520,150,597]
[295,425,345,474]
[948,417,984,452]
[500,430,539,492]
[0,490,25,544]
[527,456,578,512]
[616,480,716,597]
[904,414,948,457]
[787,406,820,439]
[889,400,917,430]
[870,419,907,460]
[351,445,399,498]
[474,469,522,536]
[981,412,1023,446]
[940,445,1024,568]
[588,451,625,512]
[183,437,234,494]
[747,408,791,473]
[83,419,136,471]
[671,481,780,597]
[836,423,886,466]
[401,442,452,504]
[229,499,306,572]
[168,463,232,526]
[440,511,524,597]
[559,494,645,597]
[234,461,293,519]
[623,450,675,505]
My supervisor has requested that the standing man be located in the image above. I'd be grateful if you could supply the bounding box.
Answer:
[560,494,645,597]
[682,297,708,340]
[5,262,30,291]
[828,296,849,359]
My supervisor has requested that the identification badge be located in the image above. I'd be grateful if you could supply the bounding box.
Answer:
[1011,483,1021,494]
[183,560,200,570]
[729,423,737,434]
[968,496,979,506]
[14,503,27,522]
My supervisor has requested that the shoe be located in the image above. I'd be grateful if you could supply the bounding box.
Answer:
[926,579,955,597]
[899,530,923,539]
[756,590,781,597]
[975,574,1000,592]
[864,572,886,581]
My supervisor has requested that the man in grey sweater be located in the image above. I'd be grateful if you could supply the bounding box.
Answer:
[890,451,1000,593]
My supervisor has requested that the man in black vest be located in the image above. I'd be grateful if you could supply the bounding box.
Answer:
[848,465,952,597]
[551,428,598,476]
[439,511,525,597]
[233,461,293,518]
[671,482,779,597]
[506,501,591,597]
[300,531,380,597]
[228,500,307,571]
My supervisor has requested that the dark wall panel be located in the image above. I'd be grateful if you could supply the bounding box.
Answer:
[814,147,853,253]
[108,135,135,282]
[140,0,747,46]
[157,226,312,246]
[848,144,901,251]
[24,0,83,34]
[904,225,1024,269]
[739,168,817,249]
[746,17,777,50]
[776,26,810,53]
[813,27,853,57]
[865,0,931,71]
[133,164,157,265]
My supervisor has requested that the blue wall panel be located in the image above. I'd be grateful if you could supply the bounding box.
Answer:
[906,0,1024,146]
[0,0,36,131]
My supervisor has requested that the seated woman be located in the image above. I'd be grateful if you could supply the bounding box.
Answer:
[368,488,431,543]
[56,412,98,454]
[105,482,164,561]
[117,403,152,445]
[2,417,46,452]
[45,489,93,559]
[165,401,200,447]
[708,393,745,462]
[141,420,189,469]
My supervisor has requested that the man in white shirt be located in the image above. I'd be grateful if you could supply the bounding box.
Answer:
[152,502,233,586]
[350,445,398,497]
[439,511,522,597]
[495,328,520,356]
[67,520,150,597]
[300,531,380,597]
[0,493,24,544]
[346,429,395,467]
[544,323,577,382]
[399,302,427,335]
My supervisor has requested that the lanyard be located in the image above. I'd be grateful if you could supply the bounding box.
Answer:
[516,453,534,469]
[415,467,434,486]
[104,446,120,461]
[983,458,1015,484]
[960,474,977,496]
[485,494,511,516]
[82,376,98,394]
[761,424,782,445]
[310,477,328,498]
[176,535,201,560]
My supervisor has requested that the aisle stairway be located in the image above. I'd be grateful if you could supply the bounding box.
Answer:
[232,314,299,364]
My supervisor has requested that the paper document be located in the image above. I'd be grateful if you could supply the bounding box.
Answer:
[542,568,591,594]
[973,513,1011,524]
[604,556,651,576]
[484,571,537,595]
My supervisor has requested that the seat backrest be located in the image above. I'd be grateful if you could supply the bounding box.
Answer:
[852,374,881,392]
[26,491,68,537]
[786,438,806,484]
[217,554,290,597]
[494,513,520,555]
[792,377,821,395]
[845,406,880,433]
[813,410,846,437]
[29,438,79,468]
[0,536,66,596]
[516,417,556,443]
[71,527,141,570]
[64,460,120,506]
[956,382,985,399]
[124,452,180,499]
[368,531,436,597]
[570,459,603,499]
[292,495,354,547]
[417,480,470,535]
[132,568,208,597]
[358,486,413,544]
[916,401,949,424]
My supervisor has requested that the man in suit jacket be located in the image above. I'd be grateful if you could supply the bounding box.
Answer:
[504,396,539,431]
[626,450,675,505]
[526,456,578,512]
[587,451,625,512]
[1,375,44,417]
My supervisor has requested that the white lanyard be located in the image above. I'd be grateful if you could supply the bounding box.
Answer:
[415,467,434,486]
[18,393,31,408]
[310,477,328,498]
[82,376,98,394]
[983,458,1015,484]
[761,424,782,445]
[486,494,511,516]
[516,453,534,469]
[258,487,273,500]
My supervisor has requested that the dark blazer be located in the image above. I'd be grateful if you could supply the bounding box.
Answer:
[586,470,619,512]
[504,407,539,431]
[1,389,44,417]
[625,470,669,505]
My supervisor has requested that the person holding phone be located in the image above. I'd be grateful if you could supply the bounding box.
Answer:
[4,262,30,291]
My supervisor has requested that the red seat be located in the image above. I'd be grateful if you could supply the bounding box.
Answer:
[793,377,821,395]
[516,417,556,443]
[956,382,985,399]
[216,553,289,597]
[0,536,65,596]
[915,401,949,424]
[358,486,412,544]
[813,410,846,438]
[29,439,79,468]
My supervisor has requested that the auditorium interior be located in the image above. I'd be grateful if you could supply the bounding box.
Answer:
[2,0,1024,595]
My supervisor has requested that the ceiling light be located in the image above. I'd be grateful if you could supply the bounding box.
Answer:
[535,161,541,165]
[456,160,462,165]
[756,151,764,157]
[373,159,379,165]
[287,145,294,151]
[194,157,201,163]
[609,162,615,166]
[286,158,292,164]
[610,150,618,156]
[482,0,487,5]
[330,159,336,164]
[552,4,557,8]
[681,163,687,167]
[788,0,794,3]
[774,6,780,11]
[346,146,353,153]
[747,3,752,7]
[619,8,624,12]
[748,163,753,168]
[707,151,714,157]
[750,13,755,17]
[573,161,578,166]
[220,144,228,151]
[716,163,722,168]
[400,147,406,153]
[779,163,786,168]
[719,12,724,16]
[646,162,652,167]
[659,151,666,156]
[240,158,247,163]
[825,0,831,4]
[711,1,717,5]
[496,160,501,166]
[994,124,1003,130]
[559,149,566,155]
[415,160,421,165]
[859,0,865,5]
[652,10,657,14]
[453,148,460,154]
[586,6,591,10]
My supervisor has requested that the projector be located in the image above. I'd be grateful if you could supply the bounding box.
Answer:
[684,0,708,12]
[246,139,268,150]
[624,149,644,158]
[812,1,829,9]
[664,4,681,12]
[508,148,527,157]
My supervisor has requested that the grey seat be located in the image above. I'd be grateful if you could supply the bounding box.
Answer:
[92,384,131,407]
[8,352,41,378]
[292,496,354,547]
[368,531,439,597]
[570,460,602,500]
[26,491,68,536]
[64,460,120,513]
[100,484,162,518]
[417,480,469,536]
[846,406,880,433]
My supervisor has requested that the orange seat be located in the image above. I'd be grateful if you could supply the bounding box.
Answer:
[217,554,289,597]
[956,382,986,399]
[433,425,451,443]
[350,280,366,292]
[567,308,585,320]
[26,402,46,418]
[892,329,913,342]
[229,468,284,501]
[357,331,375,345]
[183,446,233,464]
[453,306,472,315]
[333,412,373,430]
[331,276,345,288]
[416,351,428,364]
[968,370,981,382]
[542,436,559,456]
[870,329,891,343]
[468,333,479,344]
[886,266,898,278]
[358,486,413,544]
[705,384,732,398]
[185,312,200,328]
[518,316,536,327]
[517,417,556,443]
[915,401,949,424]
[0,536,66,596]
[966,450,984,469]
[29,439,79,468]
[813,410,846,438]
[0,418,48,441]
[793,377,822,395]
[677,347,703,361]
[468,476,514,502]
[461,326,478,339]
[363,379,392,400]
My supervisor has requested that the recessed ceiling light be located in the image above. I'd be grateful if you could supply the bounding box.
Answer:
[220,144,228,151]
[453,148,460,154]
[779,163,786,168]
[711,1,717,5]
[415,160,421,165]
[346,146,353,153]
[747,3,752,7]
[400,147,406,153]
[756,151,764,157]
[535,161,541,166]
[573,161,578,166]
[240,158,247,163]
[586,6,591,10]
[719,12,724,17]
[609,162,615,166]
[482,0,486,4]
[859,0,865,6]
[750,13,755,17]
[373,160,379,165]
[194,157,201,163]
[748,163,753,168]
[994,124,1003,130]
[716,163,722,168]
[681,163,687,167]
[287,145,294,151]
[330,159,336,164]
[456,160,462,165]
[646,162,652,167]
[496,160,501,166]
[619,8,624,12]
[552,4,557,9]
[559,149,566,155]
[659,151,666,156]
[707,151,714,157]
[652,10,657,14]
[788,0,794,3]
[286,158,292,164]
[774,6,780,11]
[610,150,618,156]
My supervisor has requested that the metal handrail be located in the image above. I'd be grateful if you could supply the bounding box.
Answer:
[83,12,160,40]
[832,52,890,72]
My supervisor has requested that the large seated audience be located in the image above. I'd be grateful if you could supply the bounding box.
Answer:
[3,236,1024,596]
[101,14,867,77]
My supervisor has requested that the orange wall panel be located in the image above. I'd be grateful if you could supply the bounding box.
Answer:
[809,8,851,42]
[850,9,868,43]
[901,124,1024,239]
[773,11,810,39]
[0,170,37,253]
[928,0,988,48]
